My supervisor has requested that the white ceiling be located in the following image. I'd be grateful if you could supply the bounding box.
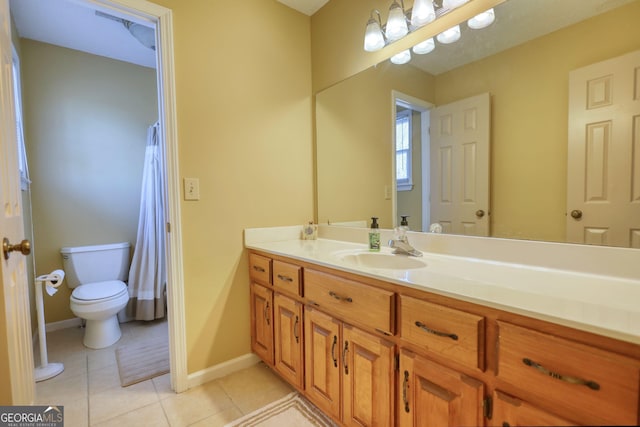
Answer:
[9,0,157,69]
[277,0,329,16]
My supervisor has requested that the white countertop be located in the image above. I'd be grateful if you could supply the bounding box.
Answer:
[245,226,640,345]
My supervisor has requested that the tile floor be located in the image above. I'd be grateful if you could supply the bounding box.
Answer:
[34,319,292,426]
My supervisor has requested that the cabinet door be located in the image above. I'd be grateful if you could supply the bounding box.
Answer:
[342,325,395,427]
[273,293,304,389]
[491,390,576,427]
[250,282,274,365]
[305,306,342,420]
[399,349,484,427]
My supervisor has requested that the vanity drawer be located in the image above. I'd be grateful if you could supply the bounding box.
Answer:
[249,253,272,286]
[400,295,485,370]
[273,260,302,296]
[496,321,640,426]
[304,269,394,335]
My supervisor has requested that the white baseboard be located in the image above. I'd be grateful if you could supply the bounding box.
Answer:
[187,353,260,389]
[46,317,82,332]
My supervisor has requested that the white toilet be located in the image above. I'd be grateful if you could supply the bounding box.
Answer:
[60,242,130,349]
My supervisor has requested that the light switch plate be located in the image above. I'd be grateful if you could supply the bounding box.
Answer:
[184,178,200,200]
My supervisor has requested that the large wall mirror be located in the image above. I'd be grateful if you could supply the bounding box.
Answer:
[316,0,640,248]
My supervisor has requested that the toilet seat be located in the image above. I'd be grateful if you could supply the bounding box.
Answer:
[71,280,127,303]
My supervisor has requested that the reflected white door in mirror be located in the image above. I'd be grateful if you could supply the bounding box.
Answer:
[567,49,640,248]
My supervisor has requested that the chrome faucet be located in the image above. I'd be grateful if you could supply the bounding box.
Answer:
[388,237,423,257]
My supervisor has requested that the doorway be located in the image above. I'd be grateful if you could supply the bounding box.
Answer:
[4,0,186,403]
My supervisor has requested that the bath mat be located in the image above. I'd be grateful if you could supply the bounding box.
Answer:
[224,392,337,427]
[115,337,169,387]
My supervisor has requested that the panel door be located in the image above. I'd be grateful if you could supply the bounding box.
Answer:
[491,390,576,427]
[430,92,491,236]
[273,293,303,389]
[567,49,640,247]
[0,0,34,404]
[250,282,274,365]
[342,324,395,427]
[398,349,484,427]
[304,306,341,421]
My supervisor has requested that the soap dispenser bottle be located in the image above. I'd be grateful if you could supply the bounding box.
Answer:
[369,217,381,252]
[396,215,410,242]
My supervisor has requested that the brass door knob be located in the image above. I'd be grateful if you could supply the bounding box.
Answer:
[2,238,31,260]
[475,209,485,218]
[570,210,583,219]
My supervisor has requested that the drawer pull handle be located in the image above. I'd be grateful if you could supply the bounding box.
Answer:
[277,274,293,282]
[294,315,299,343]
[343,341,349,375]
[402,370,410,413]
[329,291,353,303]
[252,265,266,273]
[415,321,458,341]
[522,358,600,390]
[331,335,338,368]
[264,301,270,326]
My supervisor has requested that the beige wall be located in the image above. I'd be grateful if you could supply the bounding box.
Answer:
[21,40,158,322]
[150,0,313,373]
[316,62,434,228]
[434,1,640,242]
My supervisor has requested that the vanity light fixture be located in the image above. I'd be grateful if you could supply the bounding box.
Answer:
[390,49,412,64]
[436,24,461,44]
[411,0,436,27]
[364,9,386,52]
[363,0,496,62]
[468,8,495,29]
[412,37,435,54]
[386,0,410,41]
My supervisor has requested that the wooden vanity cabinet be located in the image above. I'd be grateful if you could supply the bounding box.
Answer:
[305,306,395,426]
[273,292,304,389]
[250,282,274,365]
[248,250,640,427]
[398,348,484,427]
[494,321,640,426]
[491,390,576,427]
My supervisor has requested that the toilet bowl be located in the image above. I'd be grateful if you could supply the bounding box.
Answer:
[61,242,131,349]
[70,280,129,349]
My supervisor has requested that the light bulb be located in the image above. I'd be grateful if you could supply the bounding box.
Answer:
[442,0,469,10]
[364,19,386,51]
[412,38,435,54]
[468,8,495,29]
[386,2,409,41]
[436,25,461,44]
[390,49,411,65]
[411,0,435,27]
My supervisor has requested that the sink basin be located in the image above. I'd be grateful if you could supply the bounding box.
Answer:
[333,250,427,270]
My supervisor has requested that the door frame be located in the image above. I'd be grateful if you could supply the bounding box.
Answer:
[40,0,187,393]
[391,90,433,231]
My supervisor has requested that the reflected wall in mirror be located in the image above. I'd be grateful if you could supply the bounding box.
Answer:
[316,0,640,247]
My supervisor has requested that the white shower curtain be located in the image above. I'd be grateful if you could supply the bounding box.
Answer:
[126,121,166,321]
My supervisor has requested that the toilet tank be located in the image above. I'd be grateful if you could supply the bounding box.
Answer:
[60,242,131,288]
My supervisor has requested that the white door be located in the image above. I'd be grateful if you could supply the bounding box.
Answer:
[0,0,34,404]
[567,49,640,248]
[430,93,490,236]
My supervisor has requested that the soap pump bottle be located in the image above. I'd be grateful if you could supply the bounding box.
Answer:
[369,217,381,252]
[396,215,410,242]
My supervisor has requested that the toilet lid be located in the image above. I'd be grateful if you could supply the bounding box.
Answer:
[72,280,127,301]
